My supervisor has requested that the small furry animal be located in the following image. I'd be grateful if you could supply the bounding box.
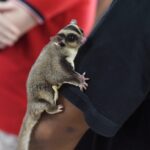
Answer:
[17,20,89,150]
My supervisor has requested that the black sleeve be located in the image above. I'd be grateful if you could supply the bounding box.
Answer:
[61,0,150,137]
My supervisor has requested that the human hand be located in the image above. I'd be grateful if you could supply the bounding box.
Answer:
[0,14,20,49]
[3,1,38,36]
[0,2,20,49]
[0,1,38,49]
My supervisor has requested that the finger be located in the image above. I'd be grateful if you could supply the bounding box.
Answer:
[79,86,83,92]
[0,34,15,46]
[82,85,87,90]
[84,82,88,87]
[1,30,18,42]
[0,15,20,36]
[0,2,16,11]
[83,87,87,90]
[82,72,86,76]
[0,25,19,43]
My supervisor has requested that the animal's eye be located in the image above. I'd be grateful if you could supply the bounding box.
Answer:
[66,34,78,42]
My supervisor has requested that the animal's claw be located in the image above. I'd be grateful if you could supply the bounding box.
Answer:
[78,72,90,91]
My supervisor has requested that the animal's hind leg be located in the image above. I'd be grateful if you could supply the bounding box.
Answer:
[46,104,63,114]
[38,90,63,114]
[38,90,54,104]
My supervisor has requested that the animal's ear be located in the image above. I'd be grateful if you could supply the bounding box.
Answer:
[70,19,77,25]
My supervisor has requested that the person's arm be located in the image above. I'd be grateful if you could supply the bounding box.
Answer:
[31,1,150,147]
[29,96,89,150]
[29,1,121,150]
[96,0,113,21]
[61,0,150,137]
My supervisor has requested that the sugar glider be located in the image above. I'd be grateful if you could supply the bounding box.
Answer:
[17,20,89,150]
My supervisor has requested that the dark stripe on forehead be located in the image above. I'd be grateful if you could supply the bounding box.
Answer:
[64,25,82,35]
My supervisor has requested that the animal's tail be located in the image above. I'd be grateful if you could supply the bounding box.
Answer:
[17,112,39,150]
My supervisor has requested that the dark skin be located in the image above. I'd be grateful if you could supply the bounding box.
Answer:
[29,96,89,150]
[29,0,113,149]
[96,0,113,21]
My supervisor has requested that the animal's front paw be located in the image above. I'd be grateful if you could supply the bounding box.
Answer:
[78,72,89,91]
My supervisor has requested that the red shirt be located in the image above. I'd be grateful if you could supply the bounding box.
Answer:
[0,0,96,135]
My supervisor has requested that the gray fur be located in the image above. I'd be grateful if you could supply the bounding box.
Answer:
[17,21,88,150]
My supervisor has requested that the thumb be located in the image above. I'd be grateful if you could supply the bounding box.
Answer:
[0,2,15,11]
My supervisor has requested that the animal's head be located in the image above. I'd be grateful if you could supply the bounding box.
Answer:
[54,20,85,50]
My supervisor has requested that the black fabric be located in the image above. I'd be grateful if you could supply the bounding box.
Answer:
[76,96,150,150]
[61,0,150,149]
[75,130,96,150]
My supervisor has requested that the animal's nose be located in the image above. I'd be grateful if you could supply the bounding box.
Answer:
[59,40,66,47]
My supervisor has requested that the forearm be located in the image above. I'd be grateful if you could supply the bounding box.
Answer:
[29,96,89,150]
[96,0,113,21]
